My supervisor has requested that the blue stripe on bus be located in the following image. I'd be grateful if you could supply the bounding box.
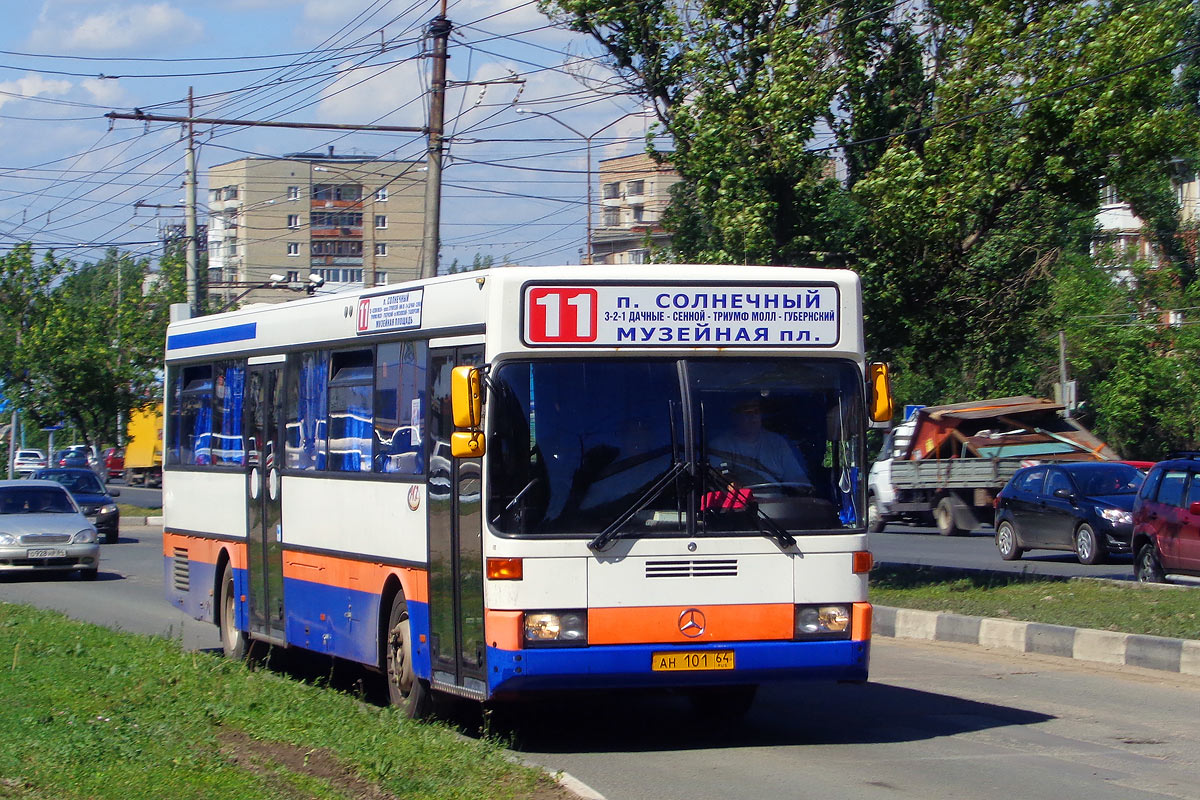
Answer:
[486,640,870,696]
[167,322,257,350]
[278,576,431,672]
[166,560,433,675]
[164,555,867,700]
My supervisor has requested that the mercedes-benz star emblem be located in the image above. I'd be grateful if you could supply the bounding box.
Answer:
[678,608,706,638]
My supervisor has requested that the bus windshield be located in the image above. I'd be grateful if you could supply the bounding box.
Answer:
[487,358,865,538]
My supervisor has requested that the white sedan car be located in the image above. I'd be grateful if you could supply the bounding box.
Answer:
[0,480,99,579]
[13,449,47,475]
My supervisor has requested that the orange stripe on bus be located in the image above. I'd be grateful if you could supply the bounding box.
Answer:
[852,602,872,641]
[162,531,246,570]
[589,604,793,645]
[485,610,524,651]
[282,552,428,604]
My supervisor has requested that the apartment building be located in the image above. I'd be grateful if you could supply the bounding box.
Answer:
[1095,166,1199,268]
[591,152,680,265]
[207,150,425,308]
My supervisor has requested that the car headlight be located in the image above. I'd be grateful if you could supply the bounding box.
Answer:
[99,504,118,516]
[72,528,97,544]
[0,533,15,545]
[1100,508,1132,525]
[794,604,852,640]
[524,610,588,647]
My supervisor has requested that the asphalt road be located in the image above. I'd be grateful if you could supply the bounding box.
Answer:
[3,521,1199,800]
[107,480,162,512]
[869,521,1140,580]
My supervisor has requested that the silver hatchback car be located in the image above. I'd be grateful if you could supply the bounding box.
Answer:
[0,480,99,579]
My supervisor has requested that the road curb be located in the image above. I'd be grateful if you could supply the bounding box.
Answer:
[875,605,1200,676]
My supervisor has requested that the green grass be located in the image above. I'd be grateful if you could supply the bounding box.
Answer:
[871,564,1200,640]
[0,604,555,800]
[117,503,160,517]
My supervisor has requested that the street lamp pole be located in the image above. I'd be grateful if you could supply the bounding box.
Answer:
[516,109,651,265]
[516,109,591,262]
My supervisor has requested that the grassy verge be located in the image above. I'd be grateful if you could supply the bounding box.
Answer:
[871,564,1200,640]
[0,604,559,800]
[117,503,160,517]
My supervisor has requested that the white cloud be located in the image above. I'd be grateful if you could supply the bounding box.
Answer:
[0,75,73,112]
[79,77,128,106]
[315,60,428,133]
[32,3,204,52]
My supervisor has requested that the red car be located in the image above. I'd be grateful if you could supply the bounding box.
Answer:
[102,447,124,480]
[1131,452,1200,582]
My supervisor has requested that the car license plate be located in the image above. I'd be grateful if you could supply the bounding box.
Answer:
[651,650,734,672]
[27,548,66,559]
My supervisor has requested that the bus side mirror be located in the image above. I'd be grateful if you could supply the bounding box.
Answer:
[868,362,894,425]
[451,366,486,457]
[452,366,483,428]
[451,431,485,458]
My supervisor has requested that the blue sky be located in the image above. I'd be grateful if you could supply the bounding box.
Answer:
[0,0,661,269]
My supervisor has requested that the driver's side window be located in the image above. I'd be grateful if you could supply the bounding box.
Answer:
[1046,470,1072,496]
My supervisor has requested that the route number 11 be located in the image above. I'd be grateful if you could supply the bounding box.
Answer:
[525,287,598,343]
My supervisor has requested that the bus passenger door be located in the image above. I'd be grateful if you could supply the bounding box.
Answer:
[427,345,486,697]
[245,363,286,643]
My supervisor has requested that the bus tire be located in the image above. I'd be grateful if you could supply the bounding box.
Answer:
[386,592,431,719]
[219,562,249,660]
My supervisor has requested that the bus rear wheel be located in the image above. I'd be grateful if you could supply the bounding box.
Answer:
[386,592,431,719]
[219,562,249,660]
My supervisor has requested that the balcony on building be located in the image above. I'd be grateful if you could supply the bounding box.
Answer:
[311,183,365,210]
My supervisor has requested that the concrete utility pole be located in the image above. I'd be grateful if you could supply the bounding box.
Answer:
[420,10,451,279]
[1058,330,1071,418]
[185,87,199,316]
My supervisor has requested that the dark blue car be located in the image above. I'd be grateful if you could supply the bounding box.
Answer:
[27,468,121,543]
[993,462,1143,565]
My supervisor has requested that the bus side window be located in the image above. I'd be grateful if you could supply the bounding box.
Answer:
[373,341,427,475]
[328,349,374,473]
[179,364,213,466]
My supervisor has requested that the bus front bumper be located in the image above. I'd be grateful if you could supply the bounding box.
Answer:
[486,638,870,697]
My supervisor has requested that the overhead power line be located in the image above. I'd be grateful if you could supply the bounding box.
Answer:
[105,110,426,134]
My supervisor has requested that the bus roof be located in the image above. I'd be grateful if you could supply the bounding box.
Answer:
[165,264,864,363]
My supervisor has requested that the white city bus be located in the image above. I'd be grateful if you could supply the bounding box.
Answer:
[163,264,890,717]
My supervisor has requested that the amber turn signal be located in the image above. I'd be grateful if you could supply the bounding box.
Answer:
[487,557,523,580]
[852,551,873,574]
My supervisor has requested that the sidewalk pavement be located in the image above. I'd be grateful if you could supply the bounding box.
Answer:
[874,605,1200,676]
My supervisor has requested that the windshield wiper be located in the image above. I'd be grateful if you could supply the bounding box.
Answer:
[588,459,692,552]
[700,462,796,549]
[502,478,540,514]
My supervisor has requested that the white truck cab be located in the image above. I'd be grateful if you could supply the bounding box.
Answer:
[866,418,915,532]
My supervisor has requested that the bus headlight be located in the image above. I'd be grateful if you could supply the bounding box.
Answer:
[524,610,588,647]
[794,605,851,640]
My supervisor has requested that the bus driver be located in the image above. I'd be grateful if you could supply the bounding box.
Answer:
[708,396,812,489]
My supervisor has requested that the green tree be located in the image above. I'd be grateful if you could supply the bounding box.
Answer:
[545,0,1199,414]
[0,245,186,452]
[446,253,495,273]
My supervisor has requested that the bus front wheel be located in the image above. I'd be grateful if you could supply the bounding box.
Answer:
[386,592,431,719]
